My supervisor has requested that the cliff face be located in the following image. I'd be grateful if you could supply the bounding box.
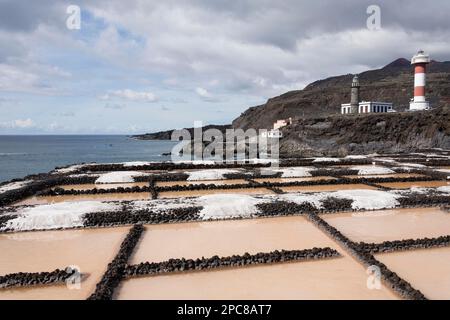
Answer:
[133,124,231,140]
[232,59,450,130]
[279,106,450,157]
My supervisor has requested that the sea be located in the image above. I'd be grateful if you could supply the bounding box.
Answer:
[0,135,178,183]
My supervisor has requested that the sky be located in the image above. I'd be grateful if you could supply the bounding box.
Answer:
[0,0,449,134]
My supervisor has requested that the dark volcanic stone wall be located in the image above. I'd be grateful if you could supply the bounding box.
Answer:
[124,248,340,277]
[280,107,450,157]
[88,224,144,300]
[0,269,75,289]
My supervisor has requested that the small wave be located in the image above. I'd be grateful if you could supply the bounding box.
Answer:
[0,153,28,156]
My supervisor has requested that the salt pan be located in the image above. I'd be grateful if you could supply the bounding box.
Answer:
[0,180,33,194]
[95,171,147,184]
[2,201,119,232]
[186,169,243,181]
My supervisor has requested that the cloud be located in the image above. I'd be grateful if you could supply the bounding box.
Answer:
[0,2,73,95]
[101,89,158,102]
[195,87,210,97]
[0,0,65,32]
[0,52,71,94]
[2,0,450,133]
[196,87,220,102]
[77,0,450,100]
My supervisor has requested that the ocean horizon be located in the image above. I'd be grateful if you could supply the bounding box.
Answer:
[0,135,177,183]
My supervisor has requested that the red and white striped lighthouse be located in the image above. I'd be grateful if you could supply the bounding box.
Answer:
[410,50,431,111]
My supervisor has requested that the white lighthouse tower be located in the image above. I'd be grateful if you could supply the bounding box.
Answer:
[409,50,431,111]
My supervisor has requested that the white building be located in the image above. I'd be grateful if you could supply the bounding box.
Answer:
[273,118,292,130]
[261,117,292,138]
[341,101,394,115]
[341,75,394,115]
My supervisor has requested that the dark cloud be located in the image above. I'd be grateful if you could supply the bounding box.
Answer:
[0,35,26,62]
[83,0,450,51]
[80,0,450,95]
[0,0,65,32]
[1,0,450,133]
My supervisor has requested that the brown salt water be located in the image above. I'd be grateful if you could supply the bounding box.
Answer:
[376,247,450,300]
[280,184,377,193]
[15,192,152,206]
[121,216,399,300]
[116,257,398,300]
[378,181,449,189]
[343,173,426,179]
[323,208,450,243]
[155,179,248,187]
[253,176,337,184]
[130,216,340,264]
[158,188,273,199]
[0,227,129,300]
[58,182,149,191]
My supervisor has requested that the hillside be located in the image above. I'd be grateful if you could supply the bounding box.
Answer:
[133,124,231,140]
[232,59,450,130]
